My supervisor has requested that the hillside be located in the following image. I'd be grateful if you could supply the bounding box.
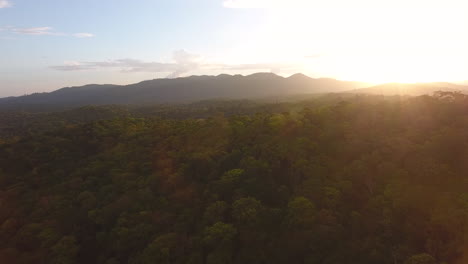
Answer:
[0,73,366,110]
[3,74,467,111]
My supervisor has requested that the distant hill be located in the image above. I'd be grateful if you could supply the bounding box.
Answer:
[2,74,466,111]
[0,73,366,110]
[346,82,468,96]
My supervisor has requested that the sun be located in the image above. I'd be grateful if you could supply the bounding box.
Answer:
[317,54,468,84]
[251,1,468,83]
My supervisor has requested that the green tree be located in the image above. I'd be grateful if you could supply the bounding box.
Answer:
[287,196,316,228]
[404,253,437,264]
[232,197,262,225]
[203,222,237,264]
[51,236,79,264]
[204,201,228,225]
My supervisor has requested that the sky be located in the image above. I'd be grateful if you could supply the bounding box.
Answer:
[1,0,468,97]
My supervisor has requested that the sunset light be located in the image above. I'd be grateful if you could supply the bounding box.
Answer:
[2,0,468,96]
[235,0,468,83]
[2,2,468,264]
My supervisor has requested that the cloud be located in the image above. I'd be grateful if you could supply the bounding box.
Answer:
[166,50,202,78]
[51,59,178,75]
[96,59,180,73]
[12,27,56,35]
[51,50,293,78]
[51,50,198,78]
[2,26,94,38]
[50,61,97,71]
[73,33,95,38]
[0,0,11,8]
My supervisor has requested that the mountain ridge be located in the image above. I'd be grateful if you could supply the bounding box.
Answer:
[0,73,366,109]
[1,73,467,110]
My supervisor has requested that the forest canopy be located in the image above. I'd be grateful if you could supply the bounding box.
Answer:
[0,93,467,264]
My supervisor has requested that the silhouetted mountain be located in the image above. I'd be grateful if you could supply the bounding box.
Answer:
[346,82,468,96]
[0,73,366,110]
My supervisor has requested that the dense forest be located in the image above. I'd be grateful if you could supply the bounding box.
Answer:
[0,93,467,264]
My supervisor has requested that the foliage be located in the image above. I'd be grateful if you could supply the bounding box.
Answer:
[1,93,467,263]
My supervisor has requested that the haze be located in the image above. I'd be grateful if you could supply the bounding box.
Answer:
[1,0,467,97]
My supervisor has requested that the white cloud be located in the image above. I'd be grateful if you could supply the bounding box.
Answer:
[0,0,11,8]
[166,50,202,78]
[51,50,200,77]
[2,26,94,38]
[73,33,95,38]
[51,50,293,78]
[12,27,56,35]
[51,61,97,71]
[52,59,179,76]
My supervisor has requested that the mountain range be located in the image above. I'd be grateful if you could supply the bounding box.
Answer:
[1,73,467,110]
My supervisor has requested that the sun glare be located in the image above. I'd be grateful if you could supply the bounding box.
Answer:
[251,1,468,83]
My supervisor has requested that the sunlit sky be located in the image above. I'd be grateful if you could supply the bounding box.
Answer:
[1,0,467,97]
